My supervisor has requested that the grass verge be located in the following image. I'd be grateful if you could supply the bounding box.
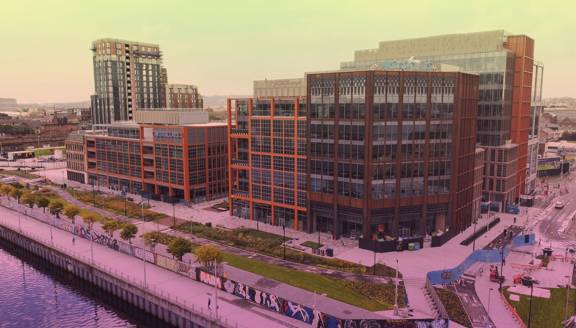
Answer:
[148,231,394,311]
[435,287,472,328]
[174,221,400,278]
[301,241,323,249]
[68,189,167,222]
[0,169,42,179]
[504,287,576,328]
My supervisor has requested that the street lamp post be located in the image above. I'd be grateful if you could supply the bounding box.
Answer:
[144,241,155,289]
[565,275,571,322]
[313,291,328,311]
[394,258,399,315]
[282,223,286,261]
[528,282,534,328]
[373,239,377,275]
[88,222,94,265]
[472,219,478,251]
[124,191,127,217]
[487,288,493,317]
[17,214,22,233]
[91,181,96,207]
[172,201,176,227]
[49,218,54,246]
[213,261,219,320]
[317,219,321,248]
[140,196,144,221]
[499,246,505,291]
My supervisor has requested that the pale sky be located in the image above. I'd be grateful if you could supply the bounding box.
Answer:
[1,0,574,103]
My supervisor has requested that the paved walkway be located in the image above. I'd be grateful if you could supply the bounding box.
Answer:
[0,195,392,321]
[48,184,398,288]
[0,203,307,328]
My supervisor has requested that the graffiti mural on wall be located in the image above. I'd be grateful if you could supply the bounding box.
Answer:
[134,247,155,263]
[196,269,448,328]
[78,227,119,251]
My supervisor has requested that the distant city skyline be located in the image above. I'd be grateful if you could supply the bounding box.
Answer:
[1,0,574,103]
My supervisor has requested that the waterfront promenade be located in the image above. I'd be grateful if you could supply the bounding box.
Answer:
[0,204,309,328]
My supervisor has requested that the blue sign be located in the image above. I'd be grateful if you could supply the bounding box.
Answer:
[153,129,182,142]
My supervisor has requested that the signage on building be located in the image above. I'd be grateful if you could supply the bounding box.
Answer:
[153,129,182,142]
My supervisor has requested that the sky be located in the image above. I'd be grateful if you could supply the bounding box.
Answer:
[0,0,574,103]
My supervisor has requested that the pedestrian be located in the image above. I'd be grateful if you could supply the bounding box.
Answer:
[72,236,75,245]
[514,217,516,223]
[208,297,212,311]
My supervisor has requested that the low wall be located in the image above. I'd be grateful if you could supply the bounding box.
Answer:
[0,223,230,328]
[196,269,448,328]
[359,236,424,253]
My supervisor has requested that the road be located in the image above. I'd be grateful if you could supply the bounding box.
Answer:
[538,180,576,244]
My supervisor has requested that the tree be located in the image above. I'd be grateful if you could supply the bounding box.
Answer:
[195,244,223,267]
[35,196,50,213]
[21,192,36,208]
[82,214,97,230]
[102,219,121,237]
[120,223,138,244]
[0,184,10,197]
[63,205,80,224]
[48,200,64,218]
[9,187,22,203]
[167,237,194,261]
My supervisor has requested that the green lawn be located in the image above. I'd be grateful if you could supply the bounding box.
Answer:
[504,287,576,328]
[68,190,167,222]
[222,252,391,311]
[0,169,42,179]
[301,241,323,249]
[149,231,395,311]
[436,287,472,328]
[174,222,401,278]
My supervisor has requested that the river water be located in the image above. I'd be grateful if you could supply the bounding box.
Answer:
[0,241,170,328]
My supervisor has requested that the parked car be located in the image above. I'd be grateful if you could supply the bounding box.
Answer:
[555,201,565,209]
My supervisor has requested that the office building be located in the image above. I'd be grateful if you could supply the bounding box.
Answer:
[166,84,204,109]
[91,39,164,125]
[228,97,308,230]
[306,69,479,241]
[67,110,227,203]
[229,68,481,246]
[341,30,542,208]
[526,62,544,193]
[65,131,88,184]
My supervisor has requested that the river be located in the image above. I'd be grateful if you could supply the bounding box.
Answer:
[0,240,171,328]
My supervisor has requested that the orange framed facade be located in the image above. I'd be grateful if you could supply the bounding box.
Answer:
[228,97,307,230]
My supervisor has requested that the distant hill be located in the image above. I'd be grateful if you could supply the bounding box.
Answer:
[19,101,90,109]
[543,97,576,108]
[203,95,250,109]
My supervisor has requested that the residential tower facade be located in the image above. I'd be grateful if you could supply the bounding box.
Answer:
[91,39,165,125]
